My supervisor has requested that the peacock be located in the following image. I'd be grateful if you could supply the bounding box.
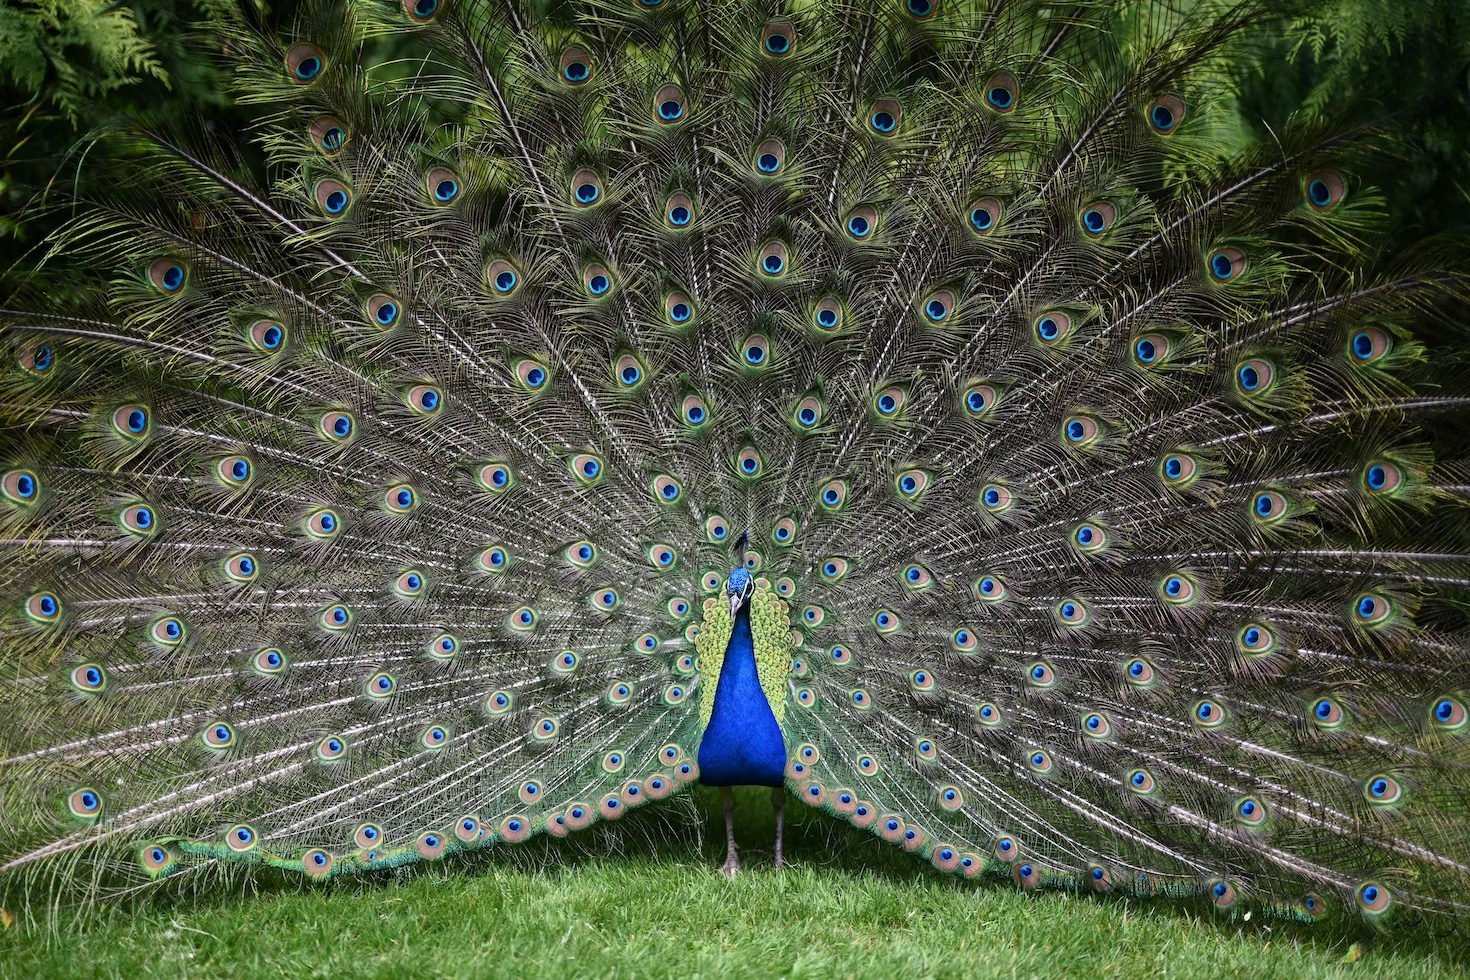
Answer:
[3,0,1470,933]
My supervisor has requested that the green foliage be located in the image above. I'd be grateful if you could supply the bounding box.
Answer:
[0,0,167,122]
[0,0,238,283]
[1238,0,1470,234]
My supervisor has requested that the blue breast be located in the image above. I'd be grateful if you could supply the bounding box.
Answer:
[697,605,787,787]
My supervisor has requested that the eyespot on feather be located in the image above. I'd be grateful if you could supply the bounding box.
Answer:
[984,73,1019,113]
[1078,201,1116,238]
[310,116,348,156]
[314,179,352,218]
[654,84,686,124]
[1146,95,1185,134]
[285,43,327,84]
[559,46,593,85]
[867,99,902,136]
[760,20,795,57]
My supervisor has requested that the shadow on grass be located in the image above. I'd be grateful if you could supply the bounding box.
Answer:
[5,784,1467,970]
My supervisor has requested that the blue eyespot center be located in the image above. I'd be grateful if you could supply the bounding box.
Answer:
[871,111,895,132]
[564,62,589,81]
[1151,104,1174,130]
[659,100,683,120]
[1308,178,1330,206]
[987,87,1012,109]
[925,300,947,321]
[758,153,780,173]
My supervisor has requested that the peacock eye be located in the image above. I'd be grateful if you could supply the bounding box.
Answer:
[385,483,418,513]
[366,293,401,329]
[761,20,795,56]
[224,552,259,583]
[655,84,685,123]
[921,290,955,324]
[1207,246,1247,282]
[665,192,695,230]
[753,138,785,176]
[425,167,461,205]
[285,43,327,84]
[756,242,788,278]
[559,46,593,85]
[112,404,151,439]
[867,99,902,136]
[570,169,604,207]
[582,263,615,298]
[978,483,1013,514]
[1234,358,1275,397]
[249,319,287,352]
[665,290,696,327]
[1347,327,1391,364]
[813,297,844,333]
[319,411,355,443]
[1132,333,1169,367]
[844,205,879,241]
[1026,661,1055,688]
[1146,95,1186,134]
[120,503,158,535]
[961,383,998,418]
[873,386,908,417]
[984,72,1019,113]
[1303,170,1345,211]
[314,179,352,218]
[1079,201,1116,238]
[1033,310,1073,346]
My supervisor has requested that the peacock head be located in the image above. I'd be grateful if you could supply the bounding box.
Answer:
[726,566,754,617]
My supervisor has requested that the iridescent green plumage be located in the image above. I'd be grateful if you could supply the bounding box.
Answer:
[2,0,1469,934]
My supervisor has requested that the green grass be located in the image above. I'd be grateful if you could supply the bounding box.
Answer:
[3,787,1468,978]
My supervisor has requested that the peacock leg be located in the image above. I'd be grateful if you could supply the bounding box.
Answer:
[771,787,785,869]
[720,786,740,876]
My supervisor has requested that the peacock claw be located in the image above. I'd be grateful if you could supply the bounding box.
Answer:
[721,856,741,877]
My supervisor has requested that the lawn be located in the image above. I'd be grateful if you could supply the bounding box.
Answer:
[3,787,1467,978]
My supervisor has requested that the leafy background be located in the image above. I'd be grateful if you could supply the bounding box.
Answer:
[2,0,1469,292]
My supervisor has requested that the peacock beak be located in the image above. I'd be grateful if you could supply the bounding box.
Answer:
[728,591,742,618]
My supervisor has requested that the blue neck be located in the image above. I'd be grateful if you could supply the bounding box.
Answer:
[697,605,787,787]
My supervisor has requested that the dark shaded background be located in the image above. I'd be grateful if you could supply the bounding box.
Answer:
[2,0,1468,293]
